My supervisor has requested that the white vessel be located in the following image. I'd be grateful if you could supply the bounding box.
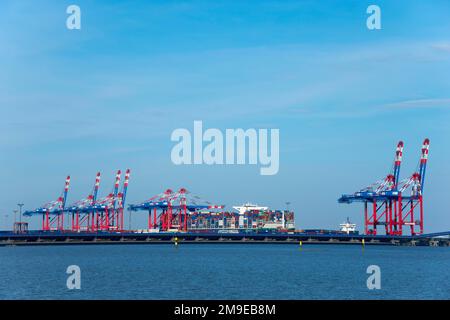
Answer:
[340,217,357,234]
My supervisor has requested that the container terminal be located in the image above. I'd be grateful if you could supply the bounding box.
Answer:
[1,138,449,246]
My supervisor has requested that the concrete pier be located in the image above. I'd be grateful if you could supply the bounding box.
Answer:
[0,231,449,247]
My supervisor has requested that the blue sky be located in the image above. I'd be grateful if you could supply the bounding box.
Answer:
[1,0,450,232]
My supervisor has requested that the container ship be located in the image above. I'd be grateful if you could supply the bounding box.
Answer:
[182,203,295,234]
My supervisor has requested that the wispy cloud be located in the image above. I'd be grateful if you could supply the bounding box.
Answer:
[383,98,450,110]
[432,42,450,53]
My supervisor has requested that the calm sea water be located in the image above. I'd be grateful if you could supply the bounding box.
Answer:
[0,244,448,300]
